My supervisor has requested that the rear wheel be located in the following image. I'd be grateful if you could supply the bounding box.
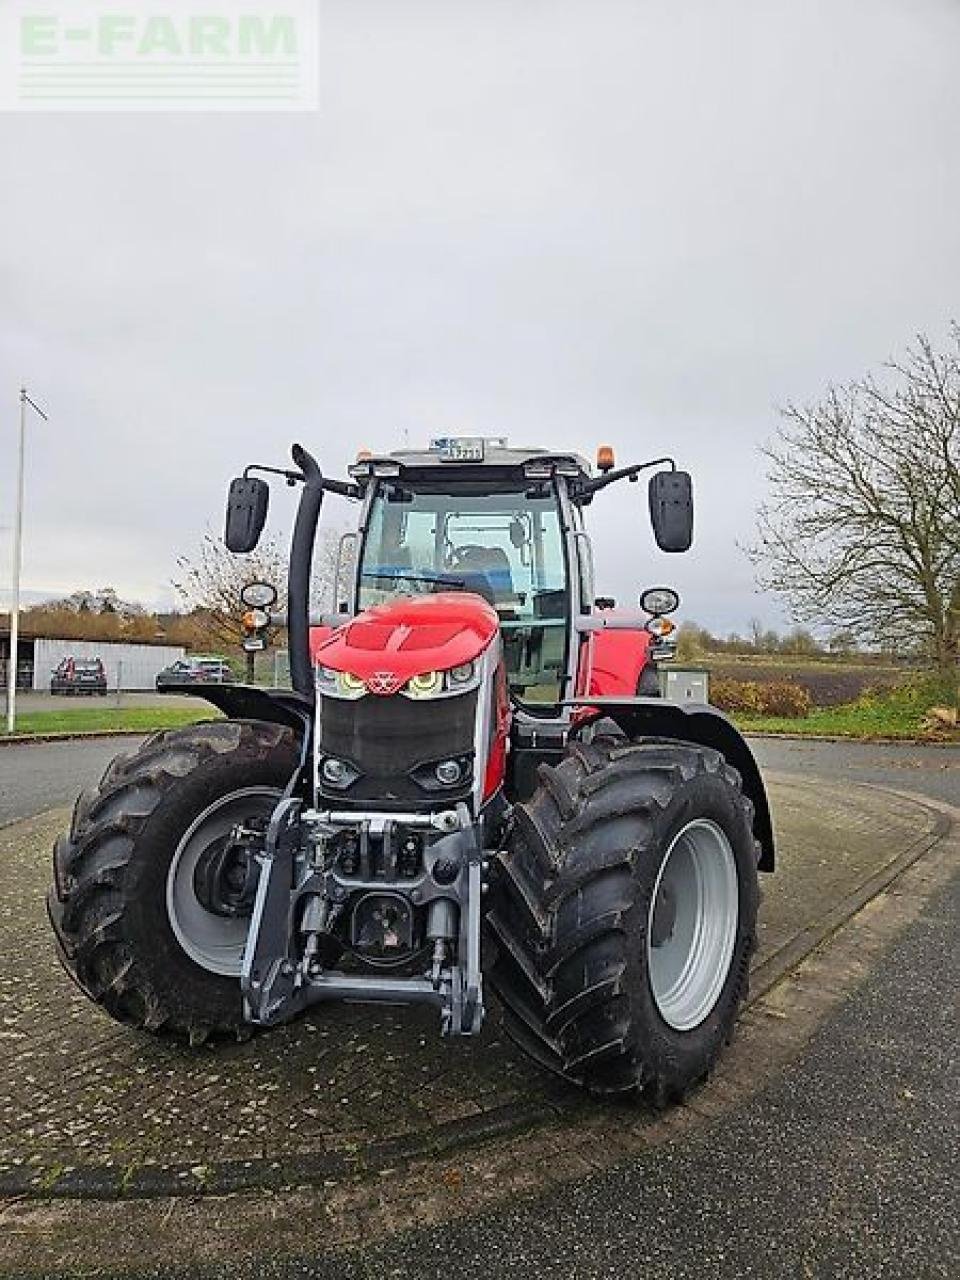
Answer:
[48,719,299,1042]
[486,738,759,1100]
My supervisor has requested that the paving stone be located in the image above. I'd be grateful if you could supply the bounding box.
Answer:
[0,777,942,1200]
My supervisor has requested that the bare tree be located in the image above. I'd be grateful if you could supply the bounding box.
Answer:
[172,527,347,656]
[748,329,960,670]
[172,532,289,653]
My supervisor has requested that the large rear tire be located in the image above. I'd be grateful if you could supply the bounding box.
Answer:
[47,719,299,1043]
[486,738,760,1101]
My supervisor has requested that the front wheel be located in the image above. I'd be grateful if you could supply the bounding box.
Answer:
[486,738,760,1101]
[48,719,299,1042]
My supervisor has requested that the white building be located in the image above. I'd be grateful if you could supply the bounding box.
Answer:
[24,637,185,691]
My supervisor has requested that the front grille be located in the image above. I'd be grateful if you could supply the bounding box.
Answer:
[316,690,478,806]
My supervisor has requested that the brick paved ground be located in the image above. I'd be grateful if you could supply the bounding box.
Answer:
[0,774,941,1204]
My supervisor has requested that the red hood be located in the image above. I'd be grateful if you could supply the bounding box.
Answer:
[312,593,499,694]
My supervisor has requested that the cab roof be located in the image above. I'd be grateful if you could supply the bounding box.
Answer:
[349,436,593,486]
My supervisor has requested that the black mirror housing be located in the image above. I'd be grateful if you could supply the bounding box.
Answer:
[225,476,269,553]
[648,471,694,552]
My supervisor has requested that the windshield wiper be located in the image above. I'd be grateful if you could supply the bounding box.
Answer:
[360,570,466,588]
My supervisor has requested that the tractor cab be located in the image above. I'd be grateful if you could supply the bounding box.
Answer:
[347,440,588,704]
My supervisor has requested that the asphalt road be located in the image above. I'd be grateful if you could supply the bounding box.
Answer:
[0,736,145,828]
[2,733,957,830]
[751,736,960,808]
[234,866,960,1280]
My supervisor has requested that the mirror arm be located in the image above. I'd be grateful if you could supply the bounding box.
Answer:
[240,460,360,499]
[571,456,676,503]
[244,462,302,487]
[242,462,360,500]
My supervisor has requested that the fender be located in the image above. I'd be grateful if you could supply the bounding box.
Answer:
[586,626,652,697]
[164,684,314,744]
[570,697,775,871]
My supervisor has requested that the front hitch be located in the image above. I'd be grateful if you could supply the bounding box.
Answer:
[240,799,486,1036]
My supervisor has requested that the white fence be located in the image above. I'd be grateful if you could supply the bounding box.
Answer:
[34,638,186,691]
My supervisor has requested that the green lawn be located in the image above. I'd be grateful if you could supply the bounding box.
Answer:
[736,675,959,740]
[6,706,217,737]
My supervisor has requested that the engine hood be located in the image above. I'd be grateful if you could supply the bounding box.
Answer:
[312,592,499,694]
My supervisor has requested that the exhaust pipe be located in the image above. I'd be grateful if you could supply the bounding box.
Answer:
[288,443,324,700]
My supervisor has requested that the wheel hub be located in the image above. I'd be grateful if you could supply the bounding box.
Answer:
[166,788,280,978]
[192,833,261,918]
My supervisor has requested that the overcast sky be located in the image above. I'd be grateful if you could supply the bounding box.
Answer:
[2,0,959,634]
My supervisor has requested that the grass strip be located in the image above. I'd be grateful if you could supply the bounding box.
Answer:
[5,706,217,737]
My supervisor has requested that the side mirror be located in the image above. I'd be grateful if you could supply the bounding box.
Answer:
[225,476,269,553]
[649,470,694,552]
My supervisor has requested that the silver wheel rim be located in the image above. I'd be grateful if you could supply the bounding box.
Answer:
[646,818,739,1032]
[165,787,279,978]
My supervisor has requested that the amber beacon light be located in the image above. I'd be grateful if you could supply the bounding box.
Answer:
[596,444,615,473]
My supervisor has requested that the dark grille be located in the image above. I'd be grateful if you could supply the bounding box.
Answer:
[317,690,478,805]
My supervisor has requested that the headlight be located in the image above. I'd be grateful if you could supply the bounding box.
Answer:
[317,660,483,699]
[448,661,477,687]
[406,670,443,699]
[315,666,367,700]
[338,671,367,698]
[402,660,481,700]
[640,586,680,616]
[316,665,337,693]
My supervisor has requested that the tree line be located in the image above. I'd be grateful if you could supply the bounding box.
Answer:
[675,621,860,661]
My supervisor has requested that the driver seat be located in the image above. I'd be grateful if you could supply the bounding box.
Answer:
[454,546,515,604]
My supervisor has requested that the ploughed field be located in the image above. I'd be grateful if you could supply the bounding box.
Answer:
[700,655,958,740]
[705,656,910,707]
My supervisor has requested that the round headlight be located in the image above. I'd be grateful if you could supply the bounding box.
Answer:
[240,581,278,609]
[408,670,442,697]
[640,587,680,616]
[448,662,476,686]
[323,758,348,783]
[435,759,463,785]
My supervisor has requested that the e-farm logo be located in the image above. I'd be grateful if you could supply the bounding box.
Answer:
[0,2,319,111]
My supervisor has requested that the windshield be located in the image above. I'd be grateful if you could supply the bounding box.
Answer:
[357,485,568,702]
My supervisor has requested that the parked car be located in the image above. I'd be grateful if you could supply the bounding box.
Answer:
[155,657,234,690]
[50,657,108,697]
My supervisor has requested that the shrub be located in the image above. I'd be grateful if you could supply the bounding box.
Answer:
[710,678,766,715]
[711,677,811,719]
[759,681,812,718]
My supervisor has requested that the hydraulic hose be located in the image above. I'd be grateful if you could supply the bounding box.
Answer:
[288,443,324,700]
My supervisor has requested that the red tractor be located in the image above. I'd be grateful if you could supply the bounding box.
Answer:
[49,438,773,1101]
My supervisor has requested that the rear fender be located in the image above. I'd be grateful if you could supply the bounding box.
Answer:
[572,698,775,871]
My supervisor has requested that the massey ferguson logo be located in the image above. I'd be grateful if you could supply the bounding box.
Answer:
[367,671,402,696]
